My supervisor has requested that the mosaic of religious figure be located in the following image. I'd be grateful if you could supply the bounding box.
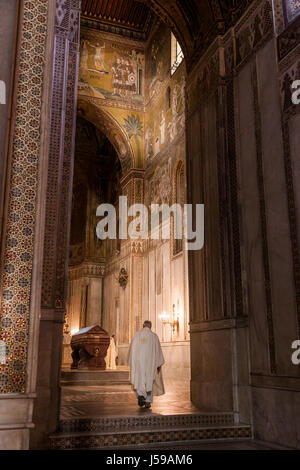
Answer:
[112,57,137,97]
[78,31,145,104]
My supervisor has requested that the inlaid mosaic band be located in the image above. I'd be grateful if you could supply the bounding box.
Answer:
[50,424,252,449]
[59,412,235,433]
[0,0,48,394]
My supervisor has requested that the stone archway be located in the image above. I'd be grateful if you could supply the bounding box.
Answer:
[0,0,218,450]
[28,0,200,449]
[77,97,135,174]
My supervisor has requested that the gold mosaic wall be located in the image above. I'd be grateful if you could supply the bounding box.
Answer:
[78,27,145,168]
[144,23,186,164]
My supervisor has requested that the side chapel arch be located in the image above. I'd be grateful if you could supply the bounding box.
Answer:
[77,97,135,174]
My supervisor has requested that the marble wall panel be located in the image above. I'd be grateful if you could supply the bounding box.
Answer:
[289,114,300,260]
[190,329,234,411]
[236,61,269,373]
[257,40,298,375]
[252,386,300,448]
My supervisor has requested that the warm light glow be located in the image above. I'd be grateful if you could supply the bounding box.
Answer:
[159,312,170,324]
[71,329,79,336]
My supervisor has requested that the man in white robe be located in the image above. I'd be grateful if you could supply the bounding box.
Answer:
[128,320,165,409]
[105,335,118,370]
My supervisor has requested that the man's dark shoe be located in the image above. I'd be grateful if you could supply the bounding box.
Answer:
[145,402,151,409]
[138,395,145,407]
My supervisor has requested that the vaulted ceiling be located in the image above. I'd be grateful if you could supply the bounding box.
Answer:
[81,0,255,71]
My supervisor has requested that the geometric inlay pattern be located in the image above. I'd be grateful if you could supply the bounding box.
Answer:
[284,0,300,24]
[0,0,48,393]
[50,420,252,449]
[59,412,235,433]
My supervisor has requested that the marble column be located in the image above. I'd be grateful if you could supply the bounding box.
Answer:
[120,169,145,342]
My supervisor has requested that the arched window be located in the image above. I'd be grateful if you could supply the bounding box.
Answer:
[173,161,185,256]
[283,0,300,24]
[171,32,184,75]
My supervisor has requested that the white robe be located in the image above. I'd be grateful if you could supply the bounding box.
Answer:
[128,327,165,397]
[105,337,118,370]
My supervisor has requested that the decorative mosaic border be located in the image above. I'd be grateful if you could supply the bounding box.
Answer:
[0,0,48,394]
[80,18,150,41]
[273,0,285,35]
[278,13,300,60]
[283,0,300,24]
[235,1,274,70]
[50,424,252,449]
[59,412,235,433]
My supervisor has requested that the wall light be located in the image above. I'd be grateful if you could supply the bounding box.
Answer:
[159,305,179,333]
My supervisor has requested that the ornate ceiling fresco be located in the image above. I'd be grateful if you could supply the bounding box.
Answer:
[81,0,256,71]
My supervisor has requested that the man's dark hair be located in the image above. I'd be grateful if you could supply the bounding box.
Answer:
[143,320,152,329]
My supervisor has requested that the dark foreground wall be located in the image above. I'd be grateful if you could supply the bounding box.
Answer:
[187,0,300,448]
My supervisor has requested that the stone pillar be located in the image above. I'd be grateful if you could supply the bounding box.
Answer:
[120,169,144,341]
[30,0,81,450]
[186,39,251,420]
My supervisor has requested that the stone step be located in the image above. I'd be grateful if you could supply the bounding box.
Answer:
[50,420,252,449]
[61,368,130,387]
[58,412,235,433]
[61,380,132,387]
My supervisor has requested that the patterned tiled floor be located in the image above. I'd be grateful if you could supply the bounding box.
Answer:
[60,380,199,419]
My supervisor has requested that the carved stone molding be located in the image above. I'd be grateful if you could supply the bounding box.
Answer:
[234,0,273,68]
[186,39,222,117]
[278,14,300,61]
[190,317,248,333]
[68,262,106,281]
[186,1,274,119]
[131,240,144,255]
